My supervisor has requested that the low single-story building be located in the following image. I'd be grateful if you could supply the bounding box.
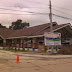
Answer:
[0,22,72,52]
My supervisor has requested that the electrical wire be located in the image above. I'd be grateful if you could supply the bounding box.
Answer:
[53,8,72,16]
[52,13,72,21]
[53,5,72,12]
[0,4,49,10]
[0,1,72,21]
[22,0,49,5]
[0,11,72,22]
[0,12,49,15]
[0,7,48,15]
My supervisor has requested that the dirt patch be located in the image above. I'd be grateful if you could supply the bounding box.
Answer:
[0,58,8,64]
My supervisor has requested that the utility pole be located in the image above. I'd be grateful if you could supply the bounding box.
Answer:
[49,0,54,53]
[49,0,53,32]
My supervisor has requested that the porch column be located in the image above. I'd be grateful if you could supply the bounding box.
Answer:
[3,39,6,47]
[12,39,14,47]
[21,39,23,48]
[32,38,36,48]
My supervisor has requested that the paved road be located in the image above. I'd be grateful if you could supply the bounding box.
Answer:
[0,50,72,59]
[0,50,72,72]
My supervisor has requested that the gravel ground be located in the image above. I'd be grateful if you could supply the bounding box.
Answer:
[0,50,72,72]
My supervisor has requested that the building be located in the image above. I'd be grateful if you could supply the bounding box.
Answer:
[0,22,72,52]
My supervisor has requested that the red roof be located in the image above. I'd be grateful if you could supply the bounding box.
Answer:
[0,22,71,39]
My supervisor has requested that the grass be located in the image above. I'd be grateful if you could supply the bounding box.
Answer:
[0,48,39,54]
[0,48,58,55]
[50,53,58,55]
[1,49,22,52]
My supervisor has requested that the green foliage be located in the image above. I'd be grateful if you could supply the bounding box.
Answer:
[50,53,58,55]
[9,19,30,30]
[0,24,6,28]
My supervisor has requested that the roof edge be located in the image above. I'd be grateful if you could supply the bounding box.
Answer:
[0,35,4,39]
[5,23,71,39]
[53,23,71,32]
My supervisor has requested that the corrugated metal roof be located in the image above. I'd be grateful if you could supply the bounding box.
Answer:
[0,22,71,39]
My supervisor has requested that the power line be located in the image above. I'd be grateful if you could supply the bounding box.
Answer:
[53,5,72,12]
[0,0,72,12]
[18,0,72,13]
[0,4,49,10]
[0,7,72,21]
[0,3,72,21]
[0,7,48,14]
[52,13,72,21]
[0,12,49,15]
[53,8,72,16]
[0,11,71,20]
[23,0,49,5]
[0,12,72,21]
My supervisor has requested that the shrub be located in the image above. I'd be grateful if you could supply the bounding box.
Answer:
[58,45,72,55]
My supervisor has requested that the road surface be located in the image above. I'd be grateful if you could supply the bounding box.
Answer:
[0,50,72,72]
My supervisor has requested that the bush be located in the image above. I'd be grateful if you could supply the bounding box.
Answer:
[58,45,72,55]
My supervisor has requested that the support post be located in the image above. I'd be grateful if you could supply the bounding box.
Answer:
[32,38,36,51]
[12,39,14,48]
[3,39,6,47]
[21,39,23,48]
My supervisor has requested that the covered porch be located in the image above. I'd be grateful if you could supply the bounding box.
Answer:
[0,22,72,53]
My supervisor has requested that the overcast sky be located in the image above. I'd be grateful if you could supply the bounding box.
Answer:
[0,0,72,27]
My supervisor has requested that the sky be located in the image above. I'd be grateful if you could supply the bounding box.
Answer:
[0,0,72,27]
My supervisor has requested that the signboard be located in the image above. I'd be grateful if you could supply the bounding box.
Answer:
[44,32,61,46]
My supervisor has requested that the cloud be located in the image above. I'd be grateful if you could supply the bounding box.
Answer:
[0,0,71,28]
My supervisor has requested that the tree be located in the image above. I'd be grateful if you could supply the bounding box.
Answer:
[0,24,6,28]
[9,19,30,30]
